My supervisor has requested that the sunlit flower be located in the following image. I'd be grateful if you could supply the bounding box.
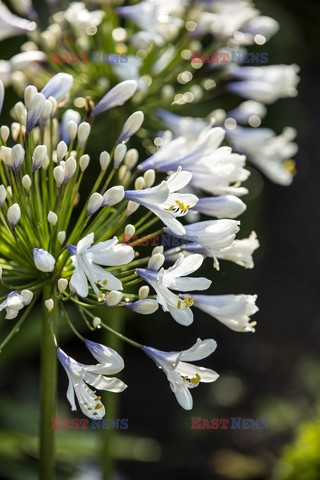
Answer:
[144,338,219,409]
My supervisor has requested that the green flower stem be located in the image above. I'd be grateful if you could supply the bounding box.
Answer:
[39,285,58,480]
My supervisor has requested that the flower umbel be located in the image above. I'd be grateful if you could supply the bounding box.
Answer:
[0,67,259,421]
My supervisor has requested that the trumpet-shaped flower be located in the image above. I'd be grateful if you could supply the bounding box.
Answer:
[226,126,298,185]
[228,65,300,104]
[137,254,211,325]
[165,220,240,260]
[0,2,36,41]
[194,294,258,332]
[125,168,198,235]
[57,344,126,419]
[144,338,219,409]
[0,290,33,319]
[139,128,250,197]
[68,233,135,297]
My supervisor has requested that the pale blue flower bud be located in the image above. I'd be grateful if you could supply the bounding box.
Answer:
[33,248,55,272]
[26,92,45,131]
[93,80,137,116]
[41,73,73,102]
[11,144,25,172]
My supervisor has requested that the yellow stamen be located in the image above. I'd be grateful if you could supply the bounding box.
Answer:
[284,159,296,176]
[182,373,201,386]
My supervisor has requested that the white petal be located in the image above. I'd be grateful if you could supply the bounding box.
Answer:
[70,264,88,297]
[180,339,217,361]
[77,232,94,253]
[172,383,193,410]
[176,362,219,383]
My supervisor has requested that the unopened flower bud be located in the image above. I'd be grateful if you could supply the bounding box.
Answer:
[0,185,7,206]
[11,144,25,172]
[124,148,139,168]
[99,151,110,171]
[126,299,159,314]
[1,146,12,168]
[147,253,165,271]
[67,120,78,141]
[124,224,135,238]
[152,246,164,255]
[117,111,144,143]
[0,125,10,143]
[57,141,68,162]
[77,122,91,146]
[93,316,102,329]
[139,285,150,300]
[58,278,68,293]
[118,165,128,182]
[48,96,57,116]
[26,92,45,132]
[87,192,103,215]
[80,154,90,172]
[135,176,145,190]
[144,169,156,187]
[45,299,54,311]
[93,80,137,116]
[127,200,139,215]
[105,290,123,306]
[41,100,53,121]
[11,122,21,142]
[53,166,65,187]
[48,211,58,226]
[22,175,32,191]
[64,156,77,181]
[21,290,33,305]
[103,186,124,206]
[24,85,37,109]
[7,203,21,227]
[32,145,47,171]
[57,231,66,244]
[114,143,127,168]
[33,248,56,272]
[14,101,27,124]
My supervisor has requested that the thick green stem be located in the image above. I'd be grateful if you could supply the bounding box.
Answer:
[39,285,57,480]
[101,309,125,480]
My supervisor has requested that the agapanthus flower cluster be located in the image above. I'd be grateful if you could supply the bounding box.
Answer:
[0,0,299,185]
[0,72,258,417]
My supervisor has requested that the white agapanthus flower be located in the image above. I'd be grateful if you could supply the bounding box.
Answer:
[0,290,33,319]
[172,230,259,270]
[64,2,105,34]
[118,0,185,46]
[165,220,240,261]
[125,168,198,235]
[0,1,36,41]
[228,65,300,104]
[226,126,298,185]
[137,254,211,325]
[139,128,250,197]
[57,341,127,419]
[193,195,247,219]
[68,233,135,297]
[194,294,258,332]
[144,338,219,409]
